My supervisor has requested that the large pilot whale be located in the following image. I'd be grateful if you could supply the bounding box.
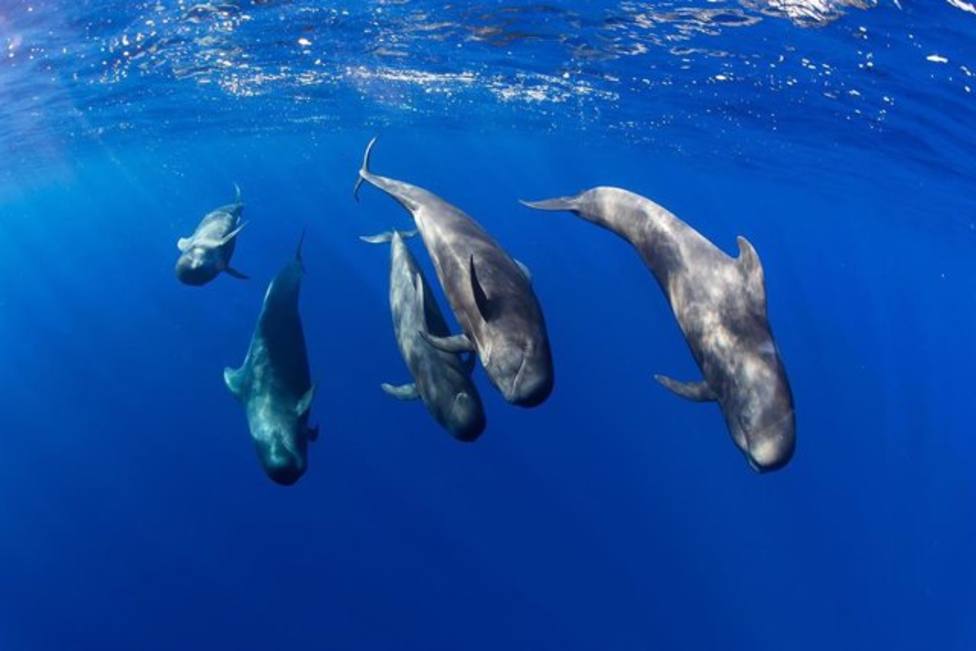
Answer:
[523,187,794,472]
[362,229,486,441]
[176,184,248,285]
[355,138,554,408]
[224,233,317,485]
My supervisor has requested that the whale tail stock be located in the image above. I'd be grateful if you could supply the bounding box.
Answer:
[351,136,424,217]
[353,136,379,203]
[359,229,418,244]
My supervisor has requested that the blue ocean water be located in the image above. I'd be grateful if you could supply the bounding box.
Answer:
[2,1,975,649]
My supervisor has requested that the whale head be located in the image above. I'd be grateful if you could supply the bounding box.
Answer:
[493,337,554,408]
[175,246,220,286]
[253,425,308,486]
[245,394,311,486]
[444,390,486,442]
[725,346,795,472]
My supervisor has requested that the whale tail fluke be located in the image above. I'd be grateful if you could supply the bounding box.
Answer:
[359,229,418,244]
[519,196,581,213]
[354,136,379,203]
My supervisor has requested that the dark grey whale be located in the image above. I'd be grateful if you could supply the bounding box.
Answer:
[523,187,794,472]
[355,138,553,408]
[224,233,317,485]
[362,229,486,441]
[176,184,248,286]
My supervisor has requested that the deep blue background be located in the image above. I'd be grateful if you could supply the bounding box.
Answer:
[0,127,974,650]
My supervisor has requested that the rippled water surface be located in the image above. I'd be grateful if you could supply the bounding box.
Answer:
[4,1,975,179]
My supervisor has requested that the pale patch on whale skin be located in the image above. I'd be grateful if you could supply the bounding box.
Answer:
[523,186,794,472]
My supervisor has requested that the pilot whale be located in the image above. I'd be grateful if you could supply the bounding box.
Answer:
[224,233,317,485]
[176,184,248,285]
[362,229,486,441]
[355,138,554,407]
[523,187,794,472]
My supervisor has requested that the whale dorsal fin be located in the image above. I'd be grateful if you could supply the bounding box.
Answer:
[736,236,766,306]
[469,255,494,321]
[736,236,763,286]
[223,366,247,400]
[515,258,532,283]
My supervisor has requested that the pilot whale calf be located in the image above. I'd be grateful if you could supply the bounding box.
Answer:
[176,184,249,285]
[523,187,794,472]
[355,138,553,407]
[224,233,317,485]
[362,229,486,441]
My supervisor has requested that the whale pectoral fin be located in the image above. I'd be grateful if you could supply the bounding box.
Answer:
[224,366,246,400]
[420,330,475,354]
[469,255,494,321]
[654,374,716,402]
[360,231,394,244]
[218,221,248,246]
[296,384,316,417]
[224,266,249,280]
[177,237,192,253]
[514,259,532,283]
[381,383,419,401]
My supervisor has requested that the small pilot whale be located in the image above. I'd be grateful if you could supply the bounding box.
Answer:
[224,233,317,485]
[355,138,554,407]
[523,187,794,472]
[362,229,486,441]
[175,184,249,285]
